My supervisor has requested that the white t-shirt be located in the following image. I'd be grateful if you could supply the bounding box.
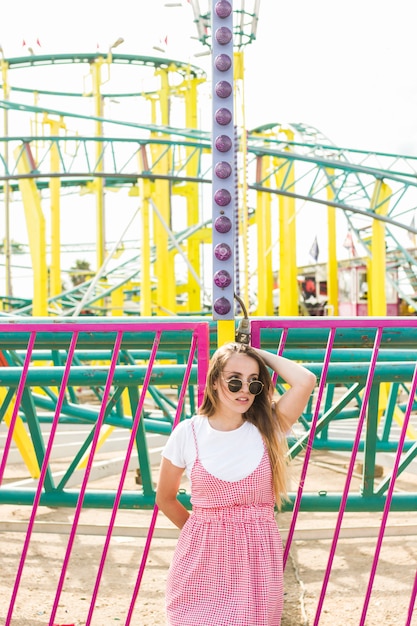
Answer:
[162,414,264,482]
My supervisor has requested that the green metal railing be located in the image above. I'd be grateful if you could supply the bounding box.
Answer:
[0,317,416,513]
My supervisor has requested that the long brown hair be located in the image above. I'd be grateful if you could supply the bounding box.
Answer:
[199,342,290,510]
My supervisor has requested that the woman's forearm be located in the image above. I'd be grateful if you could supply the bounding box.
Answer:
[156,457,190,529]
[253,347,316,389]
[156,496,190,530]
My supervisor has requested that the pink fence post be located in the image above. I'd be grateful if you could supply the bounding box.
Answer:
[5,331,79,626]
[0,331,36,484]
[271,328,288,387]
[313,325,383,625]
[284,327,335,566]
[85,330,162,625]
[406,570,417,626]
[196,322,210,406]
[125,331,200,625]
[48,330,124,625]
[360,360,417,624]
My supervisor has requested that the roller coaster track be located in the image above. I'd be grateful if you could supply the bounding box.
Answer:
[2,54,417,314]
[10,219,213,317]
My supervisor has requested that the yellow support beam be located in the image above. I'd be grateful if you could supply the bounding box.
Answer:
[369,180,391,316]
[77,425,115,470]
[1,58,13,299]
[140,178,153,317]
[13,144,48,316]
[90,57,106,271]
[111,286,124,316]
[1,390,40,477]
[277,160,298,316]
[326,168,338,315]
[378,383,417,440]
[43,114,66,298]
[255,165,273,315]
[183,74,202,313]
[150,69,176,314]
[217,319,235,346]
[0,351,39,475]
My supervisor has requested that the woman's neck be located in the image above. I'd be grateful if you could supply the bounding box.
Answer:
[207,413,245,431]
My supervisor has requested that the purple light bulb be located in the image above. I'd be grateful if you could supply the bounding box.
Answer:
[215,107,232,126]
[215,27,232,45]
[215,80,232,99]
[214,242,232,261]
[214,297,232,316]
[215,1,232,18]
[214,188,231,207]
[214,215,232,233]
[215,53,232,72]
[214,161,232,179]
[215,135,232,153]
[214,269,232,289]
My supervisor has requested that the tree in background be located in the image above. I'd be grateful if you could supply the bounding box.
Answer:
[69,259,92,286]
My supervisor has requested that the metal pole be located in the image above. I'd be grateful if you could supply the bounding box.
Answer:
[1,56,12,299]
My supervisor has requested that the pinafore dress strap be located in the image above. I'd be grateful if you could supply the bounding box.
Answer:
[190,420,200,459]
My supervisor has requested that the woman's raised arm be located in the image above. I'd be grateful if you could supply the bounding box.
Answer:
[252,347,316,432]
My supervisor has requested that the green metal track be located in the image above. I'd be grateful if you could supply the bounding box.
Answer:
[1,53,417,313]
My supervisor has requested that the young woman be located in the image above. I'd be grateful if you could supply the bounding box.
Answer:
[156,342,316,625]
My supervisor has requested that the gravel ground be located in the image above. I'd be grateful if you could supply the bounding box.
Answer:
[1,450,416,625]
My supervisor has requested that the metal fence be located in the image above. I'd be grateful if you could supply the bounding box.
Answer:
[0,317,416,624]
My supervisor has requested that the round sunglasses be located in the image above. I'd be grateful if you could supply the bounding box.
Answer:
[222,377,264,396]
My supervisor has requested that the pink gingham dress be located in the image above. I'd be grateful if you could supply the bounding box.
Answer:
[166,422,284,626]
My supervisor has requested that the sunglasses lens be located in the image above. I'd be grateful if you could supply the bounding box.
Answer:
[249,380,263,395]
[225,378,264,395]
[227,378,242,392]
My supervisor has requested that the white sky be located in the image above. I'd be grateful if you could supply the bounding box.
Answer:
[1,0,417,296]
[2,0,416,155]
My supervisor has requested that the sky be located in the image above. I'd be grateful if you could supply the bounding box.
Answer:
[2,0,417,155]
[1,0,417,297]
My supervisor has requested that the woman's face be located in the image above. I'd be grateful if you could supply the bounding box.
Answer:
[213,352,261,415]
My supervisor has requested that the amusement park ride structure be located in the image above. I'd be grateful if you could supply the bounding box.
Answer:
[1,6,417,624]
[1,3,417,319]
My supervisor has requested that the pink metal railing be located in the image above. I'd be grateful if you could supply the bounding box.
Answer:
[5,330,79,625]
[0,320,209,626]
[252,317,417,626]
[1,317,416,624]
